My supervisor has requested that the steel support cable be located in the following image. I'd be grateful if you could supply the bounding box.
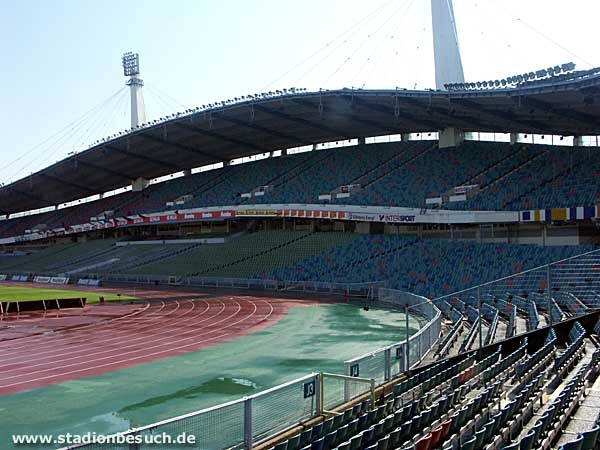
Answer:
[0,87,127,182]
[322,0,416,86]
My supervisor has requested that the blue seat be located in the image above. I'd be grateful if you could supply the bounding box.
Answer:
[335,424,349,447]
[519,428,536,450]
[312,423,323,440]
[346,419,359,437]
[336,441,350,450]
[333,414,344,429]
[372,420,385,441]
[323,431,337,450]
[322,418,334,436]
[388,428,402,448]
[348,434,362,450]
[351,402,363,419]
[357,413,368,431]
[530,420,544,446]
[558,434,584,450]
[342,408,354,424]
[579,424,600,450]
[361,426,375,446]
[474,427,486,448]
[311,437,324,450]
[420,408,432,428]
[411,413,423,434]
[461,435,476,450]
[299,429,313,448]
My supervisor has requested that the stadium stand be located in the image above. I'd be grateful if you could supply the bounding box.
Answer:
[1,140,600,239]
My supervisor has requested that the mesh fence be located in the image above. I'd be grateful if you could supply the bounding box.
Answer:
[321,374,373,411]
[344,289,441,380]
[136,399,244,450]
[251,374,319,445]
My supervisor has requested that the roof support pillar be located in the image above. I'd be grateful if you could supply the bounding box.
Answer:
[438,127,464,148]
[573,136,584,147]
[510,133,519,145]
[132,177,149,192]
[183,169,192,177]
[401,133,411,142]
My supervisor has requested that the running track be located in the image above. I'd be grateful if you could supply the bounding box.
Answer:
[0,293,305,395]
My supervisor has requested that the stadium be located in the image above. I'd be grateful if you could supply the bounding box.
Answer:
[2,1,600,449]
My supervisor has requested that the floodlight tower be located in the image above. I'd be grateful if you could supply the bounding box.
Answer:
[122,52,146,129]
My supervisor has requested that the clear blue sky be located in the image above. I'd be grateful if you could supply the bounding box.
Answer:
[0,0,598,185]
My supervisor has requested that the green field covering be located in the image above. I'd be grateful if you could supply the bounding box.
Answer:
[0,285,137,303]
[0,302,417,449]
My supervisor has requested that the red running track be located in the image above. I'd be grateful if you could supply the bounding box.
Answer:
[0,294,297,395]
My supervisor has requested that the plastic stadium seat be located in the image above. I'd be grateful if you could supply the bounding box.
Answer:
[273,441,288,450]
[335,424,349,446]
[559,434,584,450]
[461,435,476,450]
[519,428,536,450]
[312,423,323,440]
[348,434,362,450]
[357,413,368,431]
[335,441,350,450]
[333,414,344,429]
[287,435,301,450]
[579,424,600,450]
[323,431,337,450]
[322,418,334,436]
[311,437,324,450]
[501,442,520,450]
[376,435,389,450]
[388,428,402,448]
[429,425,444,449]
[299,429,313,448]
[415,433,432,450]
[346,419,358,438]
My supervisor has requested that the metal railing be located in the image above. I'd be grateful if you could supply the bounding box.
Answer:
[433,248,600,348]
[343,289,441,383]
[75,273,384,299]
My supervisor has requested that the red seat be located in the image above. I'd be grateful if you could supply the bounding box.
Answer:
[415,433,432,450]
[429,425,444,448]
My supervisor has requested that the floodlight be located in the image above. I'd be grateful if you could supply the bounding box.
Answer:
[122,52,140,77]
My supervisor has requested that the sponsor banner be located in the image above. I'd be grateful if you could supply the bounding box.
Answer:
[345,212,416,223]
[377,214,417,223]
[118,211,236,226]
[347,212,378,222]
[236,210,278,217]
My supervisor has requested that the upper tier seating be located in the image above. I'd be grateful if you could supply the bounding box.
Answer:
[0,141,598,238]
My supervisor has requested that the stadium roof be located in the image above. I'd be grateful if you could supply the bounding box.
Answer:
[2,71,600,215]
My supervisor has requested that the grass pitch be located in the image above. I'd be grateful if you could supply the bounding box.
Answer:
[0,285,137,303]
